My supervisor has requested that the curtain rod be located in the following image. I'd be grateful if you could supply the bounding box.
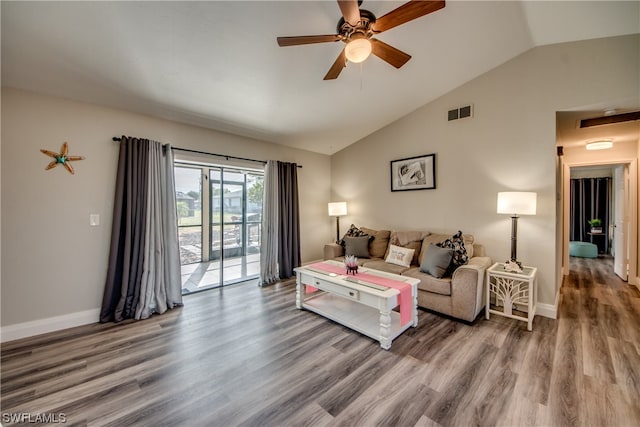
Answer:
[112,137,302,168]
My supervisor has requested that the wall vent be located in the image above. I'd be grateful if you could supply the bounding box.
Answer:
[448,104,473,121]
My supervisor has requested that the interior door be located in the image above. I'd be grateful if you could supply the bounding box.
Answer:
[613,165,628,281]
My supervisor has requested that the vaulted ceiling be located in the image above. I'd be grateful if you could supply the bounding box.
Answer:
[2,1,638,154]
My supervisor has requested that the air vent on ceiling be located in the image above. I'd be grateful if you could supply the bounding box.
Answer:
[448,104,473,121]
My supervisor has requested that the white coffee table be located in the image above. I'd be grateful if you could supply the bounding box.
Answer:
[294,261,419,350]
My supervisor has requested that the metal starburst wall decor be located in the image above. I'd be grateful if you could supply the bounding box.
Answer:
[40,142,85,174]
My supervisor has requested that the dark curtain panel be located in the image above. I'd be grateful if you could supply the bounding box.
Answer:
[570,177,611,254]
[277,162,301,278]
[101,137,149,321]
[100,136,182,322]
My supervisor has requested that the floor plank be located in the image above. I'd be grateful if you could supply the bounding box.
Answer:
[2,257,639,426]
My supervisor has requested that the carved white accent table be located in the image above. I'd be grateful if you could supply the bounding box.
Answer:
[294,261,418,350]
[485,262,538,331]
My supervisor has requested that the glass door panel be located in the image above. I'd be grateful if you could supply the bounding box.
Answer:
[210,169,222,261]
[174,166,202,265]
[244,173,263,279]
[222,170,245,285]
[176,163,262,294]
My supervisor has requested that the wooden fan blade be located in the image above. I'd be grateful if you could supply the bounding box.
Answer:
[370,39,411,68]
[337,0,361,26]
[324,49,347,80]
[277,34,341,47]
[373,0,445,33]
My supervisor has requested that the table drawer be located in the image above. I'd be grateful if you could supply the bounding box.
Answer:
[301,273,359,301]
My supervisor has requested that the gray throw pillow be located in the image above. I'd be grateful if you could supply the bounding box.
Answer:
[420,244,453,278]
[343,236,371,258]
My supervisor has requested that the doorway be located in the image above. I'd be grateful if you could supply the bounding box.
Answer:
[569,172,611,256]
[175,163,264,294]
[562,159,637,284]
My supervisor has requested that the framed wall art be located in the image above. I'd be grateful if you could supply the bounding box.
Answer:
[390,153,436,192]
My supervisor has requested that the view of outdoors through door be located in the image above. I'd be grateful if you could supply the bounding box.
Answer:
[175,164,263,294]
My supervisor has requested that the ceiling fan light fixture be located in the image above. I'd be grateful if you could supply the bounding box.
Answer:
[586,140,613,150]
[345,37,372,63]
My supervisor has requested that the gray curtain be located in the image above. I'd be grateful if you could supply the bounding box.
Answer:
[100,136,182,322]
[260,161,280,285]
[259,160,300,285]
[570,177,611,254]
[278,162,301,278]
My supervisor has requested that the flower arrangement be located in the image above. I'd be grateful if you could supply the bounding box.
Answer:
[344,255,358,275]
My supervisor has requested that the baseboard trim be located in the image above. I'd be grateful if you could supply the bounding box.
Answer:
[1,308,100,343]
[537,290,558,320]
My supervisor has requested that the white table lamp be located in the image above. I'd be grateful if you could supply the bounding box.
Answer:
[328,202,347,243]
[497,192,537,270]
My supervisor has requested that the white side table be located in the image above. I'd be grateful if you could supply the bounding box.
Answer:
[485,262,538,331]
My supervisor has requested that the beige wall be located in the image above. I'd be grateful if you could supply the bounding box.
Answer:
[1,88,331,327]
[330,34,639,309]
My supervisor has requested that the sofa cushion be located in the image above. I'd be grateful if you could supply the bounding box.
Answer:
[420,244,453,278]
[386,230,430,266]
[343,236,370,258]
[403,268,452,296]
[362,260,411,275]
[385,244,415,267]
[360,227,391,259]
[462,234,474,258]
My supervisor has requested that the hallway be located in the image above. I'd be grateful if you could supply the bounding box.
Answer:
[551,255,640,424]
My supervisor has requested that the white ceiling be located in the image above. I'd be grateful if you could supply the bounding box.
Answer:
[2,1,639,155]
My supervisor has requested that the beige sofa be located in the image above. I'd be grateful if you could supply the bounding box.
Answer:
[323,227,492,322]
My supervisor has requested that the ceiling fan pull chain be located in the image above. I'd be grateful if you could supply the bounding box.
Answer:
[359,62,363,91]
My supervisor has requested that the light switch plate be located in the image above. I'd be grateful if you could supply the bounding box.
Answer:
[89,214,100,226]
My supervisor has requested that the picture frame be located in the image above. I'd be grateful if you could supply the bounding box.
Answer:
[390,153,436,192]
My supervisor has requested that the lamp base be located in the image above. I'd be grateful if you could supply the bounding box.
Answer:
[504,259,523,273]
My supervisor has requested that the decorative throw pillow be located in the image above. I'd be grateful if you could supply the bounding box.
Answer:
[340,224,370,246]
[420,244,453,278]
[360,227,391,259]
[343,236,371,258]
[437,230,469,273]
[384,244,415,268]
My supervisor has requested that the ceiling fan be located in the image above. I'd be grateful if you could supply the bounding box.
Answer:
[277,0,446,80]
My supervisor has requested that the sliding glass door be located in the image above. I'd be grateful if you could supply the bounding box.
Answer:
[176,163,263,294]
[210,169,262,284]
[176,166,203,265]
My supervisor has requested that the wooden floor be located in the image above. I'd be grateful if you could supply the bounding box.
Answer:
[2,257,640,426]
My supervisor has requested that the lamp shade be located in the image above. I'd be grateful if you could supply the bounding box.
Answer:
[497,192,537,215]
[345,38,372,63]
[328,202,347,216]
